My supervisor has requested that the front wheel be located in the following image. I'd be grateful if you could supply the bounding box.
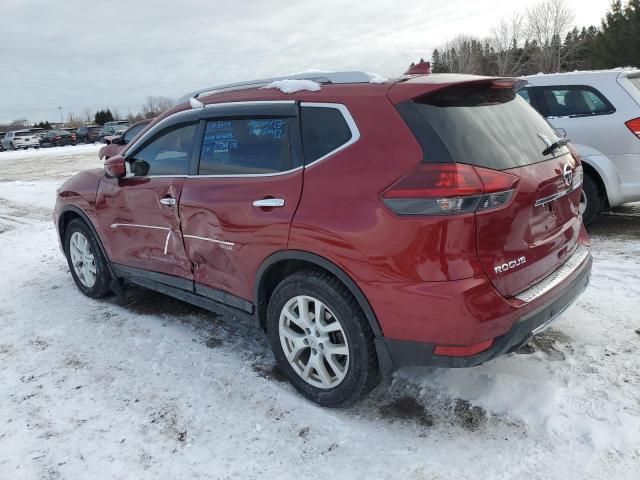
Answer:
[64,219,112,298]
[266,270,379,407]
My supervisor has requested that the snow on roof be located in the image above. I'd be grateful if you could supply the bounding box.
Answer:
[524,67,640,78]
[262,79,322,94]
[366,72,388,84]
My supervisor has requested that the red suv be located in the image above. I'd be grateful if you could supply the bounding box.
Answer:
[54,70,592,407]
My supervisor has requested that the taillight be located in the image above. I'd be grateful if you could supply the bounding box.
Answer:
[626,117,640,139]
[381,163,519,216]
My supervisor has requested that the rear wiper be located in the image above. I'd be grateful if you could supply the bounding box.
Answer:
[542,137,570,156]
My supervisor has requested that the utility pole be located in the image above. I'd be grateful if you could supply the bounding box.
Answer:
[58,106,64,126]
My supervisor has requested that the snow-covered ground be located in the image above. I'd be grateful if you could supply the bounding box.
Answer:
[0,147,639,479]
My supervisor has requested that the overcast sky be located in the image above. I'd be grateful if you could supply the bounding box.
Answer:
[0,0,609,124]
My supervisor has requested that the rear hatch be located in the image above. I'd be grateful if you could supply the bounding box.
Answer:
[395,80,583,297]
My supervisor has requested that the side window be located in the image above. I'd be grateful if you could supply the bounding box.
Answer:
[129,122,197,176]
[198,118,292,175]
[539,86,615,118]
[301,106,352,162]
[123,123,146,144]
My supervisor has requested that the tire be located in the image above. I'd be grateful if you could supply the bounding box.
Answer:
[64,219,112,298]
[580,174,602,226]
[266,269,379,407]
[10,143,15,150]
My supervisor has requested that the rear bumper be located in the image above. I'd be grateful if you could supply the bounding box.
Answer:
[375,250,592,371]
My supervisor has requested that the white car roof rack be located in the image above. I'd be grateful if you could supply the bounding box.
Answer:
[179,70,375,103]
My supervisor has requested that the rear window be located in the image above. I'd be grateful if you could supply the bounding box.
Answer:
[15,132,31,137]
[402,83,568,170]
[301,106,352,163]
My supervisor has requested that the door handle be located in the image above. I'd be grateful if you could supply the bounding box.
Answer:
[160,197,176,206]
[252,198,285,208]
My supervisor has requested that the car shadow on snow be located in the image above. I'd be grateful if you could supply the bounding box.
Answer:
[102,283,570,434]
[589,203,640,241]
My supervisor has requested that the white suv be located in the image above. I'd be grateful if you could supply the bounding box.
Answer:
[1,130,41,151]
[520,69,640,224]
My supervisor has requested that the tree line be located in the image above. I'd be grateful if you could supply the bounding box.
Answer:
[412,0,640,76]
[3,95,175,132]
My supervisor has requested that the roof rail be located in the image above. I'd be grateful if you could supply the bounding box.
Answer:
[178,70,376,103]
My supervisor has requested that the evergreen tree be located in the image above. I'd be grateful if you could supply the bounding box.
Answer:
[94,109,115,125]
[595,0,640,67]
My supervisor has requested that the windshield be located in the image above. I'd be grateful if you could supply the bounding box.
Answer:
[15,132,32,137]
[411,84,568,170]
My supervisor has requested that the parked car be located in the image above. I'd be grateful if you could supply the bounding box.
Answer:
[54,70,592,407]
[41,129,77,147]
[519,69,640,225]
[29,128,49,144]
[29,127,46,137]
[1,130,40,150]
[99,121,130,142]
[76,126,102,143]
[0,133,5,152]
[61,127,77,136]
[99,120,151,160]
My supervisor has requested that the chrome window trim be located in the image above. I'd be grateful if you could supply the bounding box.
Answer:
[124,101,295,161]
[203,100,295,109]
[124,108,197,159]
[300,102,361,169]
[123,100,360,180]
[187,166,303,179]
[515,244,590,303]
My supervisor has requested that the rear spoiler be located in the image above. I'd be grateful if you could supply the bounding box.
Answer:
[616,70,640,107]
[387,76,521,104]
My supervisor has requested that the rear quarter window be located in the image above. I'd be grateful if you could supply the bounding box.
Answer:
[300,106,352,163]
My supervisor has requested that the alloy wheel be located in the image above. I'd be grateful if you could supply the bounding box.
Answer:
[69,231,97,288]
[279,295,349,389]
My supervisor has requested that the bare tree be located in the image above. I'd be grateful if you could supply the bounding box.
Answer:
[490,13,527,76]
[66,112,82,128]
[10,118,28,128]
[526,0,576,73]
[438,35,482,74]
[141,96,174,119]
[82,107,93,124]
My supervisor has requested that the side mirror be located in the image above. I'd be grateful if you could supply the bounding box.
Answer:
[104,155,126,178]
[112,136,122,145]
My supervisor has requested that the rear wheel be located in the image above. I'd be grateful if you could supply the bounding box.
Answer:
[580,174,602,226]
[64,219,111,298]
[266,270,379,407]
